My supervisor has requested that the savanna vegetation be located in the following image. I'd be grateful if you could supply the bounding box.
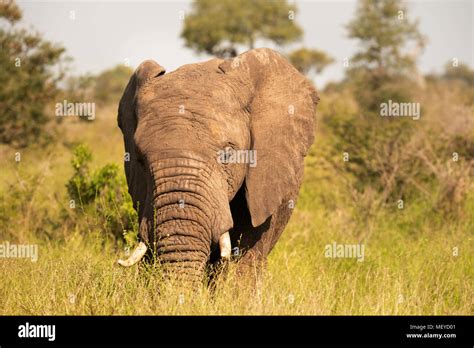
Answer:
[0,0,472,315]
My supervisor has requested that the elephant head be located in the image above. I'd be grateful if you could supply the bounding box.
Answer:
[117,48,318,283]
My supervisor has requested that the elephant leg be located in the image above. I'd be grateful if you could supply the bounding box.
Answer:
[228,187,294,280]
[236,202,292,274]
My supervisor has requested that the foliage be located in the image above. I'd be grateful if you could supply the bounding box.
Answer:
[181,0,302,57]
[319,0,432,204]
[66,144,137,240]
[320,76,473,215]
[288,47,334,75]
[346,0,426,112]
[347,0,425,78]
[0,0,21,23]
[0,0,66,147]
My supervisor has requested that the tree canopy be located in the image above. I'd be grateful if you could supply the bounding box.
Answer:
[347,0,425,77]
[0,0,66,147]
[181,0,302,58]
[346,0,426,112]
[288,47,334,75]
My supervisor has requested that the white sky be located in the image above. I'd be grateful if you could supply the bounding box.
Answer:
[17,0,474,88]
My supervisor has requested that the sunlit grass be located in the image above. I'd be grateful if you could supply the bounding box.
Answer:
[0,210,471,315]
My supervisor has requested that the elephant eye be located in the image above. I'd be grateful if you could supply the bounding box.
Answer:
[221,145,235,165]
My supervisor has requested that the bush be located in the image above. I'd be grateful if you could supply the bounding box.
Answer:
[319,79,473,218]
[66,144,137,241]
[322,84,420,198]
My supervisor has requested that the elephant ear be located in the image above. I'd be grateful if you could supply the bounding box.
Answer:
[219,48,318,227]
[118,60,166,219]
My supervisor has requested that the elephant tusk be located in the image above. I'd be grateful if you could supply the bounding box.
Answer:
[219,232,231,260]
[117,242,148,267]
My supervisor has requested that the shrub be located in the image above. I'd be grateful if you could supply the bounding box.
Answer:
[319,79,473,219]
[66,144,137,241]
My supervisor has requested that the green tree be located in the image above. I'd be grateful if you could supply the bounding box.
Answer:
[346,0,426,111]
[181,0,302,58]
[288,47,334,76]
[0,0,66,147]
[347,0,425,75]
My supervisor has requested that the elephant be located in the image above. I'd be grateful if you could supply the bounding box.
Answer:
[116,48,319,284]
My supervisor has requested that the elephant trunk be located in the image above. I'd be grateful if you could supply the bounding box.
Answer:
[150,155,224,283]
[154,197,211,283]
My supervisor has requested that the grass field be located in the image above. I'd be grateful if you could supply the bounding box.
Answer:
[0,105,472,315]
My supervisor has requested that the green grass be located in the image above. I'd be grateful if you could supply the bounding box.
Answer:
[0,107,472,315]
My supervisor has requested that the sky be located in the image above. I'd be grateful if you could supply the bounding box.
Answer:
[16,0,474,87]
